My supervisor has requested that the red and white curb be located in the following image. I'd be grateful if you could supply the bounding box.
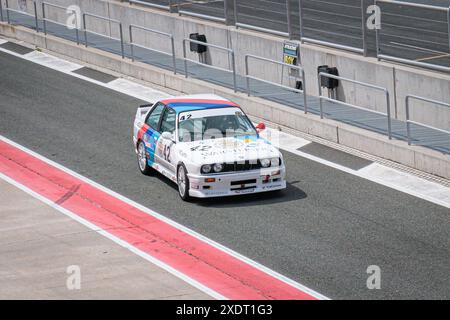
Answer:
[0,135,328,300]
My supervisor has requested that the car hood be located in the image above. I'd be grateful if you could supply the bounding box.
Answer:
[177,135,281,165]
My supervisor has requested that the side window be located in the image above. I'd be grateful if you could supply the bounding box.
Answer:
[145,103,165,129]
[160,108,176,134]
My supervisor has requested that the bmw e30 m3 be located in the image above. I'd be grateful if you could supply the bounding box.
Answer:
[133,94,286,201]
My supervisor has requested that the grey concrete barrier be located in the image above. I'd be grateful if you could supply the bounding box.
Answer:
[1,21,449,179]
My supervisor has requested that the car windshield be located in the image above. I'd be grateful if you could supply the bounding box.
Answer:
[178,108,257,142]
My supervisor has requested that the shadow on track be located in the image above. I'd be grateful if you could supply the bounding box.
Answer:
[195,181,307,208]
[144,166,307,207]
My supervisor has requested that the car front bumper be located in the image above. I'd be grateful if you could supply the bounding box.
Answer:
[187,166,286,198]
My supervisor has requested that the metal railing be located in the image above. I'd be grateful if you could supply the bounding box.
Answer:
[182,38,237,92]
[234,0,290,38]
[0,0,4,22]
[245,54,307,113]
[130,0,173,12]
[375,0,450,73]
[42,2,80,44]
[82,12,124,58]
[405,95,450,146]
[299,0,365,54]
[178,0,226,23]
[129,24,177,74]
[318,73,392,139]
[4,0,39,32]
[130,0,450,73]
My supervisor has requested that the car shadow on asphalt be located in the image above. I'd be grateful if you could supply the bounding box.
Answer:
[148,170,306,207]
[195,181,307,208]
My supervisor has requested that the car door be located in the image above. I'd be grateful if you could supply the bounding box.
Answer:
[156,107,177,175]
[143,102,165,166]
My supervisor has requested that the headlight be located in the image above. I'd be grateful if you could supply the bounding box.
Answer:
[213,163,224,173]
[201,164,212,174]
[260,158,271,168]
[270,157,279,167]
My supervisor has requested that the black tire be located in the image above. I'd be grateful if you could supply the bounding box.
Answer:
[177,164,191,201]
[137,140,152,175]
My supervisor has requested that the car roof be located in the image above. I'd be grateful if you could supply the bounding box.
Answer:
[159,94,239,114]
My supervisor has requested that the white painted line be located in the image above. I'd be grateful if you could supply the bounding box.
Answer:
[261,127,450,209]
[260,127,311,150]
[0,39,7,45]
[0,135,329,300]
[1,43,449,210]
[359,163,450,205]
[0,46,117,89]
[108,78,170,103]
[292,146,450,209]
[0,45,169,103]
[24,51,83,73]
[0,172,226,300]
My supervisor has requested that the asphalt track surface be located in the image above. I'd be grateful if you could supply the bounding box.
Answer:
[1,51,450,299]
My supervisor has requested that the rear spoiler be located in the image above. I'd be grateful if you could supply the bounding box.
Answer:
[139,103,153,108]
[136,103,154,121]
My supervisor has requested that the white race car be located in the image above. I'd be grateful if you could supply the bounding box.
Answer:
[133,94,286,201]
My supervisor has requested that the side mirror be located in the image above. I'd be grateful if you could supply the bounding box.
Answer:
[255,122,266,133]
[161,131,174,141]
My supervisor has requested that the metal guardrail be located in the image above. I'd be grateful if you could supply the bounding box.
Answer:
[234,0,290,38]
[405,95,450,146]
[42,2,80,45]
[244,54,307,113]
[299,0,365,54]
[130,0,172,12]
[182,38,237,92]
[129,24,177,74]
[375,0,450,73]
[318,72,392,139]
[82,12,124,58]
[178,0,226,23]
[5,0,39,32]
[131,0,450,73]
[0,0,4,22]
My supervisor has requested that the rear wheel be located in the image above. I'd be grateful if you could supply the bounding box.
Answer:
[177,164,191,201]
[137,141,152,175]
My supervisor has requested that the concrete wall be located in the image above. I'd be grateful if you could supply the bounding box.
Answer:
[1,22,449,179]
[14,0,447,131]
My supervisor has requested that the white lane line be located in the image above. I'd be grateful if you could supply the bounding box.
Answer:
[0,135,329,300]
[261,127,450,209]
[24,51,83,73]
[293,146,450,209]
[0,46,170,103]
[0,39,8,45]
[0,172,225,300]
[259,128,311,150]
[1,44,449,209]
[359,163,450,205]
[108,78,170,103]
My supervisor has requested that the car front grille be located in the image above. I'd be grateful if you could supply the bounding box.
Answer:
[223,161,262,173]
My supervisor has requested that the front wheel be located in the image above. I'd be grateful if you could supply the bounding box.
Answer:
[177,164,191,201]
[137,141,152,175]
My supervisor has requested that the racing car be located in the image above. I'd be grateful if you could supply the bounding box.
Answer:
[133,94,286,201]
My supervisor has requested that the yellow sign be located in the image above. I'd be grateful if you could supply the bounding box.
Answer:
[283,55,296,65]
